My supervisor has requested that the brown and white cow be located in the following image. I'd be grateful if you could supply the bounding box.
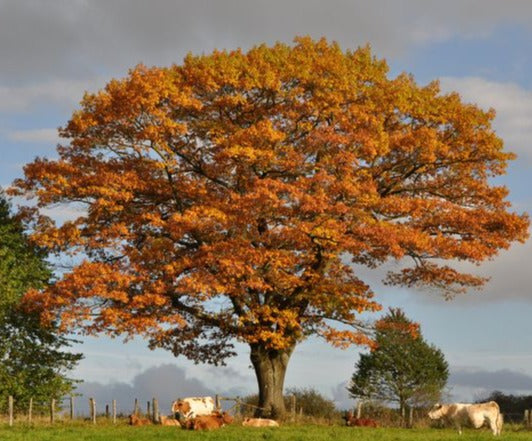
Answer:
[171,396,216,420]
[242,417,280,427]
[428,401,503,435]
[188,411,234,430]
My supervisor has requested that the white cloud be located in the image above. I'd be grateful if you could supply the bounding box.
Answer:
[421,240,532,305]
[41,204,87,224]
[7,128,60,144]
[450,367,532,391]
[331,381,355,410]
[0,77,105,113]
[440,77,532,164]
[467,241,532,302]
[349,235,532,305]
[1,1,532,86]
[448,367,532,402]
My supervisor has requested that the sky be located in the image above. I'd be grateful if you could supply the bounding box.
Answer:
[1,0,532,415]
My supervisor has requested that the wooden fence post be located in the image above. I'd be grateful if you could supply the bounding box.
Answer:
[28,397,33,424]
[50,398,56,424]
[408,407,414,428]
[89,398,96,424]
[356,401,362,419]
[215,394,221,411]
[235,396,241,417]
[524,410,529,428]
[153,398,159,423]
[70,396,74,420]
[290,394,296,422]
[112,399,117,424]
[8,395,14,427]
[105,404,110,419]
[134,398,139,416]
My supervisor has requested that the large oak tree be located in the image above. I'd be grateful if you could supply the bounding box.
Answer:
[12,38,528,417]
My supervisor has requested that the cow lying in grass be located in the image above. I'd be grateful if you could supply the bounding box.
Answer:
[185,411,234,430]
[129,414,152,426]
[159,415,181,426]
[344,411,378,427]
[242,417,279,427]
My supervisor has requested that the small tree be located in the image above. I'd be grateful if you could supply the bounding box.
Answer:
[0,191,82,412]
[348,308,448,415]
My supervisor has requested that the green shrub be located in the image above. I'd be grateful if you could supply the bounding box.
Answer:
[241,387,339,421]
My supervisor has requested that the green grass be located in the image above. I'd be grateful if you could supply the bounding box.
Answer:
[0,422,531,441]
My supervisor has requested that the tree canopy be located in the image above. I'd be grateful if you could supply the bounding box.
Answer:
[10,37,529,416]
[348,308,448,412]
[0,192,82,412]
[0,194,50,314]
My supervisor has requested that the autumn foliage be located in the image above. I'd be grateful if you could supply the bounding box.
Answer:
[11,37,529,412]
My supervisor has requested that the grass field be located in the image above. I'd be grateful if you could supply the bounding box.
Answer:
[0,422,531,441]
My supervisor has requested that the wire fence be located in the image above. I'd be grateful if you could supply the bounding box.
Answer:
[2,394,532,430]
[0,394,299,426]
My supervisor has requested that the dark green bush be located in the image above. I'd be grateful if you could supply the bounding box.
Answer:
[241,387,339,420]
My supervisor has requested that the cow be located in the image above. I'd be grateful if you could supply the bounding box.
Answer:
[343,411,378,428]
[350,417,379,428]
[188,411,233,430]
[171,396,216,420]
[159,415,181,427]
[428,401,503,435]
[242,417,280,427]
[129,414,152,426]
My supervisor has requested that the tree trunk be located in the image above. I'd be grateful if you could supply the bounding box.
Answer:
[250,343,295,419]
[399,396,406,426]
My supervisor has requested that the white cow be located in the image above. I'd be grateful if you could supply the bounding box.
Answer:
[171,396,216,420]
[428,401,503,435]
[242,417,280,427]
